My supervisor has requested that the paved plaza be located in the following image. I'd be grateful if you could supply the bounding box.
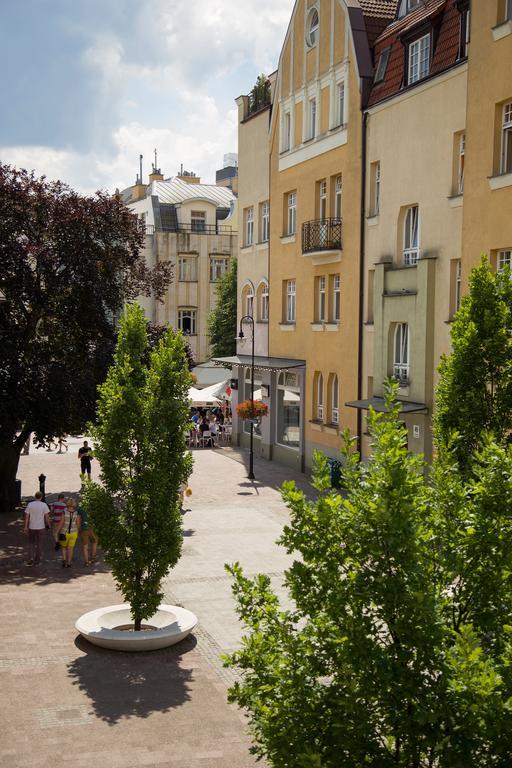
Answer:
[0,438,314,768]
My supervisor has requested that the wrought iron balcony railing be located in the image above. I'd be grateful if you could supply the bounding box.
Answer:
[302,218,342,254]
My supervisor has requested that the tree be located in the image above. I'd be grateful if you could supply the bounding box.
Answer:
[225,384,512,767]
[146,321,195,370]
[208,257,237,358]
[0,164,172,513]
[435,256,512,469]
[248,74,271,115]
[81,304,192,630]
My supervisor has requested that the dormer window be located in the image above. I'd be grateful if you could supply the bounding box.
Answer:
[374,48,390,84]
[307,7,319,47]
[407,33,430,84]
[398,0,422,18]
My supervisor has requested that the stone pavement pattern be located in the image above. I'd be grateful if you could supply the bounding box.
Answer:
[0,440,314,767]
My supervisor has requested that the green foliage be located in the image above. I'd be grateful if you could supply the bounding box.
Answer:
[435,256,512,470]
[248,74,271,114]
[225,382,512,766]
[82,304,192,627]
[208,257,237,358]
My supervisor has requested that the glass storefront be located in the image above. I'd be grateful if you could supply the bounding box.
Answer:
[276,372,300,448]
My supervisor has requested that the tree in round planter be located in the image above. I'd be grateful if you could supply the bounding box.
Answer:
[81,304,193,632]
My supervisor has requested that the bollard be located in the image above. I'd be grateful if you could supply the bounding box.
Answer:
[38,473,46,502]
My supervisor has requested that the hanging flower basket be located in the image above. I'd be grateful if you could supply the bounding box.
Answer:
[236,399,269,421]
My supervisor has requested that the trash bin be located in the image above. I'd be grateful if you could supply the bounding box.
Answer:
[326,458,342,489]
[15,479,22,506]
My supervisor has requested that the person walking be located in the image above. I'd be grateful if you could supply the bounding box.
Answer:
[78,440,93,480]
[24,491,50,566]
[57,498,81,568]
[79,504,97,566]
[50,493,67,551]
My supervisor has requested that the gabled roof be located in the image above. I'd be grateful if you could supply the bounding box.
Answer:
[368,0,465,108]
[359,0,397,19]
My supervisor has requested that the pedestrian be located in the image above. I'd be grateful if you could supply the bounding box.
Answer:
[50,493,67,551]
[24,491,50,566]
[57,498,81,568]
[79,504,98,566]
[78,440,93,480]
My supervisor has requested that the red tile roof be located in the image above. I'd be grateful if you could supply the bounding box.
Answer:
[359,0,397,19]
[367,0,464,107]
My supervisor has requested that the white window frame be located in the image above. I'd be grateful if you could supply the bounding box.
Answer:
[498,249,512,273]
[374,48,390,84]
[316,373,324,421]
[334,175,342,220]
[307,7,319,47]
[286,279,296,323]
[261,284,269,321]
[261,201,270,242]
[283,110,291,152]
[458,133,465,194]
[505,0,512,21]
[210,257,229,282]
[245,206,254,246]
[178,308,197,336]
[178,256,197,282]
[318,276,326,322]
[337,82,345,127]
[190,211,206,232]
[319,181,327,221]
[501,103,512,175]
[331,375,339,425]
[309,97,317,140]
[393,323,409,383]
[403,206,420,266]
[455,260,462,312]
[246,287,255,318]
[408,34,430,85]
[332,274,341,322]
[287,192,297,235]
[374,163,381,215]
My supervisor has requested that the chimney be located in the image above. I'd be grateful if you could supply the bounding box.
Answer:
[177,166,201,184]
[131,154,147,200]
[149,148,164,183]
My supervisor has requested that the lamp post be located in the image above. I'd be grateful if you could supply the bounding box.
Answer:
[238,314,255,480]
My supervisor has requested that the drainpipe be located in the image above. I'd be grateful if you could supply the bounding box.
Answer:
[357,110,369,457]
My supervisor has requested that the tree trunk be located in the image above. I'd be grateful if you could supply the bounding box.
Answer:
[0,439,23,515]
[134,616,142,631]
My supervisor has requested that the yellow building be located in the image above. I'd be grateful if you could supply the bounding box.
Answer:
[353,0,469,463]
[461,0,512,279]
[122,166,237,364]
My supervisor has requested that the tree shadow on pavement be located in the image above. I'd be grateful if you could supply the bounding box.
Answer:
[67,634,196,724]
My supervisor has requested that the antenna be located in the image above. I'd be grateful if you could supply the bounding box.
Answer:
[139,154,143,184]
[154,148,158,172]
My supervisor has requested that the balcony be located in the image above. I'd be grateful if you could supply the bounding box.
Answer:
[302,218,342,262]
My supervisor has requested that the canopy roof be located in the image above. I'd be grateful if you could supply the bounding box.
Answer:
[345,396,428,414]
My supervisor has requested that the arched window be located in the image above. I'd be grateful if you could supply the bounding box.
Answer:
[330,374,339,425]
[241,282,255,320]
[256,281,269,322]
[313,372,324,421]
[403,206,420,265]
[307,7,319,47]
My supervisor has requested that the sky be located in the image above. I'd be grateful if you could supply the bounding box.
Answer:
[0,0,294,194]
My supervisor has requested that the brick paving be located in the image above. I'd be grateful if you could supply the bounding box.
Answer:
[0,438,314,767]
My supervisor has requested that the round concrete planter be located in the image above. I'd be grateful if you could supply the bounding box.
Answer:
[75,604,197,652]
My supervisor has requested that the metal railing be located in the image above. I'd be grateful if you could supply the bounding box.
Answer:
[393,364,410,386]
[302,218,342,254]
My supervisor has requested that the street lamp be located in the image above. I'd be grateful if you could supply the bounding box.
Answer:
[238,314,255,480]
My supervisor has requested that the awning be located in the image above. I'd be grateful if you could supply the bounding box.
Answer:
[345,396,428,414]
[212,355,306,371]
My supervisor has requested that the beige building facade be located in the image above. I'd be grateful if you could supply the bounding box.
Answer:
[357,0,469,463]
[123,171,237,364]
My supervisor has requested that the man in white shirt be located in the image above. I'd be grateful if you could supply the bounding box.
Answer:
[24,491,50,566]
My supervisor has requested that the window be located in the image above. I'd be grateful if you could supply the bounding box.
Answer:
[508,0,512,21]
[334,175,342,220]
[178,256,197,282]
[499,0,512,22]
[398,0,422,17]
[246,286,255,317]
[393,323,409,383]
[283,111,291,152]
[403,206,420,265]
[370,162,380,215]
[408,34,430,85]
[307,8,319,47]
[374,48,390,84]
[317,276,326,322]
[458,133,465,194]
[178,309,197,335]
[337,82,345,127]
[309,97,317,139]
[244,369,263,436]
[450,259,462,318]
[287,191,297,235]
[245,206,254,246]
[501,102,512,175]
[459,7,470,58]
[498,250,512,273]
[455,260,462,310]
[367,270,375,323]
[260,284,269,321]
[330,374,339,425]
[191,211,206,232]
[319,180,327,221]
[277,372,300,448]
[315,373,324,421]
[286,279,296,322]
[332,274,341,322]
[261,201,270,242]
[210,257,229,282]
